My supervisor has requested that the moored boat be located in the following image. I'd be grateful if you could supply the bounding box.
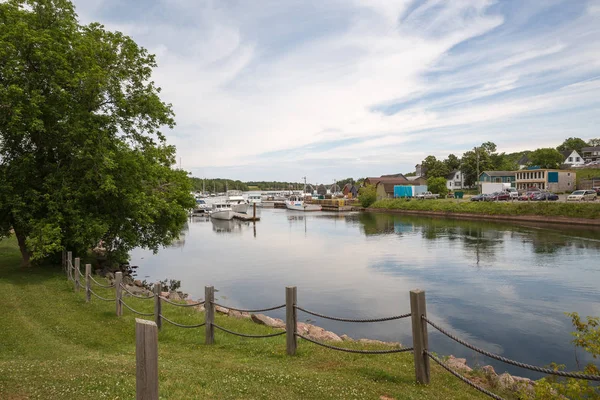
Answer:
[226,190,248,214]
[210,202,234,220]
[285,195,322,211]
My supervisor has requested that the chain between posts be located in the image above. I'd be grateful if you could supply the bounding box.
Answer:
[89,275,115,288]
[120,300,155,316]
[160,297,204,307]
[120,284,155,299]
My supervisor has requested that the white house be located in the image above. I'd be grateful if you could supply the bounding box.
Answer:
[561,150,585,167]
[446,170,465,190]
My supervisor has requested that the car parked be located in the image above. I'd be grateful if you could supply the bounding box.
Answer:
[505,188,519,199]
[518,191,538,201]
[470,193,488,202]
[486,192,511,201]
[593,187,600,196]
[566,190,597,202]
[532,192,559,201]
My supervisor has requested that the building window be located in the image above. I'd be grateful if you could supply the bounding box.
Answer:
[576,157,580,162]
[569,157,573,162]
[449,182,452,187]
[568,173,571,176]
[568,182,571,186]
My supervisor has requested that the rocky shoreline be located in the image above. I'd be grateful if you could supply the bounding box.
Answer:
[101,271,535,397]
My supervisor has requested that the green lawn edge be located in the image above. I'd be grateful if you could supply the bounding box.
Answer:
[0,235,497,399]
[369,199,600,219]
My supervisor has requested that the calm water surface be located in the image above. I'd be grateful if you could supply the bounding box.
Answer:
[131,208,600,378]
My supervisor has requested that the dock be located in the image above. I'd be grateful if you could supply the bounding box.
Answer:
[233,212,260,221]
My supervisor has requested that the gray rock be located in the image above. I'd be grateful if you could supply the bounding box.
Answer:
[482,365,497,378]
[134,279,143,287]
[124,284,147,296]
[498,373,515,391]
[169,291,182,301]
[306,325,342,342]
[160,291,169,298]
[446,356,472,372]
[251,314,285,329]
[340,334,353,342]
[228,310,243,319]
[216,306,229,315]
[122,275,133,285]
[106,272,115,281]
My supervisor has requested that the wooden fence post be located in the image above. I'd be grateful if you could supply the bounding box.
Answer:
[67,251,73,281]
[286,286,297,355]
[136,319,159,400]
[205,286,214,344]
[115,272,123,316]
[85,264,91,303]
[154,282,162,330]
[74,257,80,292]
[410,289,430,384]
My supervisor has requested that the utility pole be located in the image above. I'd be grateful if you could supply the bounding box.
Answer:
[475,146,480,194]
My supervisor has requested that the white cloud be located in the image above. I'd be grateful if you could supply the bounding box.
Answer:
[73,0,600,180]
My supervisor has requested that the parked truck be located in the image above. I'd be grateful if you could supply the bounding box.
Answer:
[415,191,440,199]
[481,183,506,195]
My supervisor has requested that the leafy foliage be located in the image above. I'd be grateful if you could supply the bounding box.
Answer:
[444,154,461,171]
[422,156,450,178]
[358,184,377,208]
[587,138,600,147]
[557,137,589,154]
[0,0,194,265]
[190,177,249,192]
[427,177,448,196]
[528,148,564,169]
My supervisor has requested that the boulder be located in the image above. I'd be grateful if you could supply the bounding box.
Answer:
[134,279,143,287]
[251,314,285,329]
[122,275,133,285]
[482,365,497,378]
[216,306,229,315]
[125,284,147,296]
[160,291,169,298]
[358,338,400,347]
[106,272,115,281]
[228,310,243,319]
[169,291,182,301]
[497,373,515,391]
[446,356,472,372]
[340,334,353,342]
[306,325,342,342]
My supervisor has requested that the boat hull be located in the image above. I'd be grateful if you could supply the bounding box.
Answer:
[285,202,322,211]
[210,210,235,220]
[231,203,248,214]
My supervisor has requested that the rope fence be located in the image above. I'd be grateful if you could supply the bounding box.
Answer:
[121,284,155,299]
[296,334,414,354]
[120,299,154,316]
[423,316,600,381]
[160,314,206,329]
[426,350,505,400]
[63,251,600,400]
[212,302,285,313]
[295,306,411,323]
[160,296,204,307]
[213,323,286,338]
[89,289,115,302]
[89,275,115,289]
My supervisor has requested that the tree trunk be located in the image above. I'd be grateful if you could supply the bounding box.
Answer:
[14,228,31,268]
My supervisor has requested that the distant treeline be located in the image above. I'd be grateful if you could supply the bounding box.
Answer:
[190,178,249,193]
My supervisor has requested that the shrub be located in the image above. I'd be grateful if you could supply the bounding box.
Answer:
[358,185,377,208]
[427,177,449,197]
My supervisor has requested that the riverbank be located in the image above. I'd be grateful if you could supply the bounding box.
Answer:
[0,236,498,399]
[368,199,600,226]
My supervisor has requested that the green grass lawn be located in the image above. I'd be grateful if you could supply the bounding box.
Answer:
[370,198,600,219]
[0,236,495,399]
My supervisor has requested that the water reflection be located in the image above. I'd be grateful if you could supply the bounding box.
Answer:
[132,210,600,379]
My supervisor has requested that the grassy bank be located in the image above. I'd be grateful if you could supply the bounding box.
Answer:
[370,199,600,219]
[0,236,496,399]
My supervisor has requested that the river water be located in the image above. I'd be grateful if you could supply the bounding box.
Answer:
[130,208,600,378]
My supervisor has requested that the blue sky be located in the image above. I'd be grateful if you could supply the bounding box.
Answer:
[74,0,600,182]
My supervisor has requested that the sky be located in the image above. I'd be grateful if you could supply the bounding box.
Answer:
[73,0,600,182]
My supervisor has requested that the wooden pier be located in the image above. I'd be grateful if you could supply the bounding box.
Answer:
[233,203,260,221]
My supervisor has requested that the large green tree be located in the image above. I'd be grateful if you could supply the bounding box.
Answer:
[444,154,461,171]
[0,0,194,266]
[460,142,498,187]
[421,155,449,178]
[588,138,600,147]
[528,148,564,169]
[557,137,588,154]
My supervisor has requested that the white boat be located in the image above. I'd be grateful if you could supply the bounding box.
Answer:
[226,190,248,214]
[210,202,234,220]
[192,198,209,214]
[247,194,262,206]
[285,195,322,211]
